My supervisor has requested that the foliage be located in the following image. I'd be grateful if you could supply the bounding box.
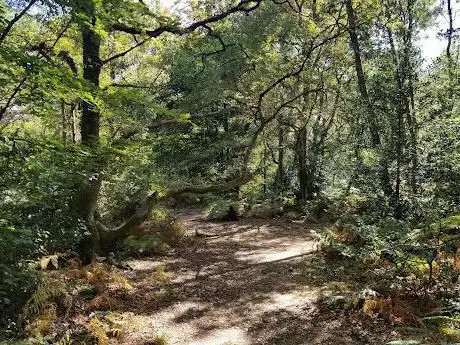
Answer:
[0,139,86,333]
[19,277,70,326]
[204,197,235,220]
[122,209,185,256]
[123,234,169,257]
[87,316,109,345]
[2,0,460,342]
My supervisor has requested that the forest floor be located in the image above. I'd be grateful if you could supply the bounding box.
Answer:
[103,209,422,345]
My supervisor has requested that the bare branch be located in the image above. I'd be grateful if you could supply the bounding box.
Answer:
[103,71,163,90]
[51,17,73,50]
[112,1,263,38]
[0,76,27,121]
[0,0,38,45]
[104,83,153,90]
[102,37,152,65]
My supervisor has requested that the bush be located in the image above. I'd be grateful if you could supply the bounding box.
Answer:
[205,198,235,220]
[122,208,185,257]
[123,234,170,257]
[0,139,88,334]
[0,265,38,338]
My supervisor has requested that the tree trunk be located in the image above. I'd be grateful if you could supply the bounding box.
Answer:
[61,101,67,142]
[446,0,455,115]
[275,126,285,195]
[75,175,102,263]
[345,0,393,198]
[402,2,418,194]
[263,146,268,196]
[386,2,418,199]
[386,28,404,209]
[98,192,159,252]
[76,19,103,263]
[70,103,77,143]
[296,126,308,203]
[407,76,418,193]
[81,23,102,145]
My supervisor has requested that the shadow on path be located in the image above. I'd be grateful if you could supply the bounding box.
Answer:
[113,210,400,345]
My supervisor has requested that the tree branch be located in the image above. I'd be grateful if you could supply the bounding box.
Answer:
[0,76,27,122]
[51,16,73,50]
[103,71,163,90]
[104,83,153,90]
[111,0,263,38]
[98,191,159,250]
[102,37,152,65]
[0,0,38,45]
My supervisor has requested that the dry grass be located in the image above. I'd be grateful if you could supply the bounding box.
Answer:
[149,333,169,345]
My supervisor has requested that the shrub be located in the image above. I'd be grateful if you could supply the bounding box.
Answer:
[149,209,186,246]
[121,207,185,257]
[205,198,234,220]
[0,139,88,334]
[0,264,38,338]
[151,333,169,345]
[123,234,170,257]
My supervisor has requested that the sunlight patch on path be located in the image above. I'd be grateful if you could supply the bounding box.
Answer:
[117,211,325,345]
[126,259,165,271]
[234,240,316,264]
[262,290,318,312]
[188,327,250,345]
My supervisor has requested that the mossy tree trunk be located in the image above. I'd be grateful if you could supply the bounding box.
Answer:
[72,0,268,263]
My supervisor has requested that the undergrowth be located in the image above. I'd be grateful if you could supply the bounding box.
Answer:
[122,207,185,257]
[314,196,460,343]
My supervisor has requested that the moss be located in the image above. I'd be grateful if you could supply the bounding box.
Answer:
[440,326,460,339]
[78,285,99,300]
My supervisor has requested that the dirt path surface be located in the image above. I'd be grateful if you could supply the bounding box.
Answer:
[113,210,394,345]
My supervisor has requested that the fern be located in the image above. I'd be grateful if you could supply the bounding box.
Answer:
[88,316,109,345]
[54,330,73,345]
[20,277,70,325]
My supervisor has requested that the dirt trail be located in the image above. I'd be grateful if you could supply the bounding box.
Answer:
[113,210,392,345]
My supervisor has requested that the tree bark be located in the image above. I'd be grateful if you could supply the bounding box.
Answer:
[70,103,77,143]
[76,17,103,263]
[402,1,418,194]
[275,126,285,195]
[386,2,418,198]
[296,126,308,203]
[75,174,102,263]
[386,28,404,208]
[81,23,102,145]
[446,0,455,115]
[345,0,393,198]
[447,0,454,70]
[98,192,159,252]
[61,101,67,142]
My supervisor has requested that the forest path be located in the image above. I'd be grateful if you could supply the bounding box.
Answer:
[114,210,379,345]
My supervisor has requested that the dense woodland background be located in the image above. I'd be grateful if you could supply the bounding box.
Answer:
[2,0,460,344]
